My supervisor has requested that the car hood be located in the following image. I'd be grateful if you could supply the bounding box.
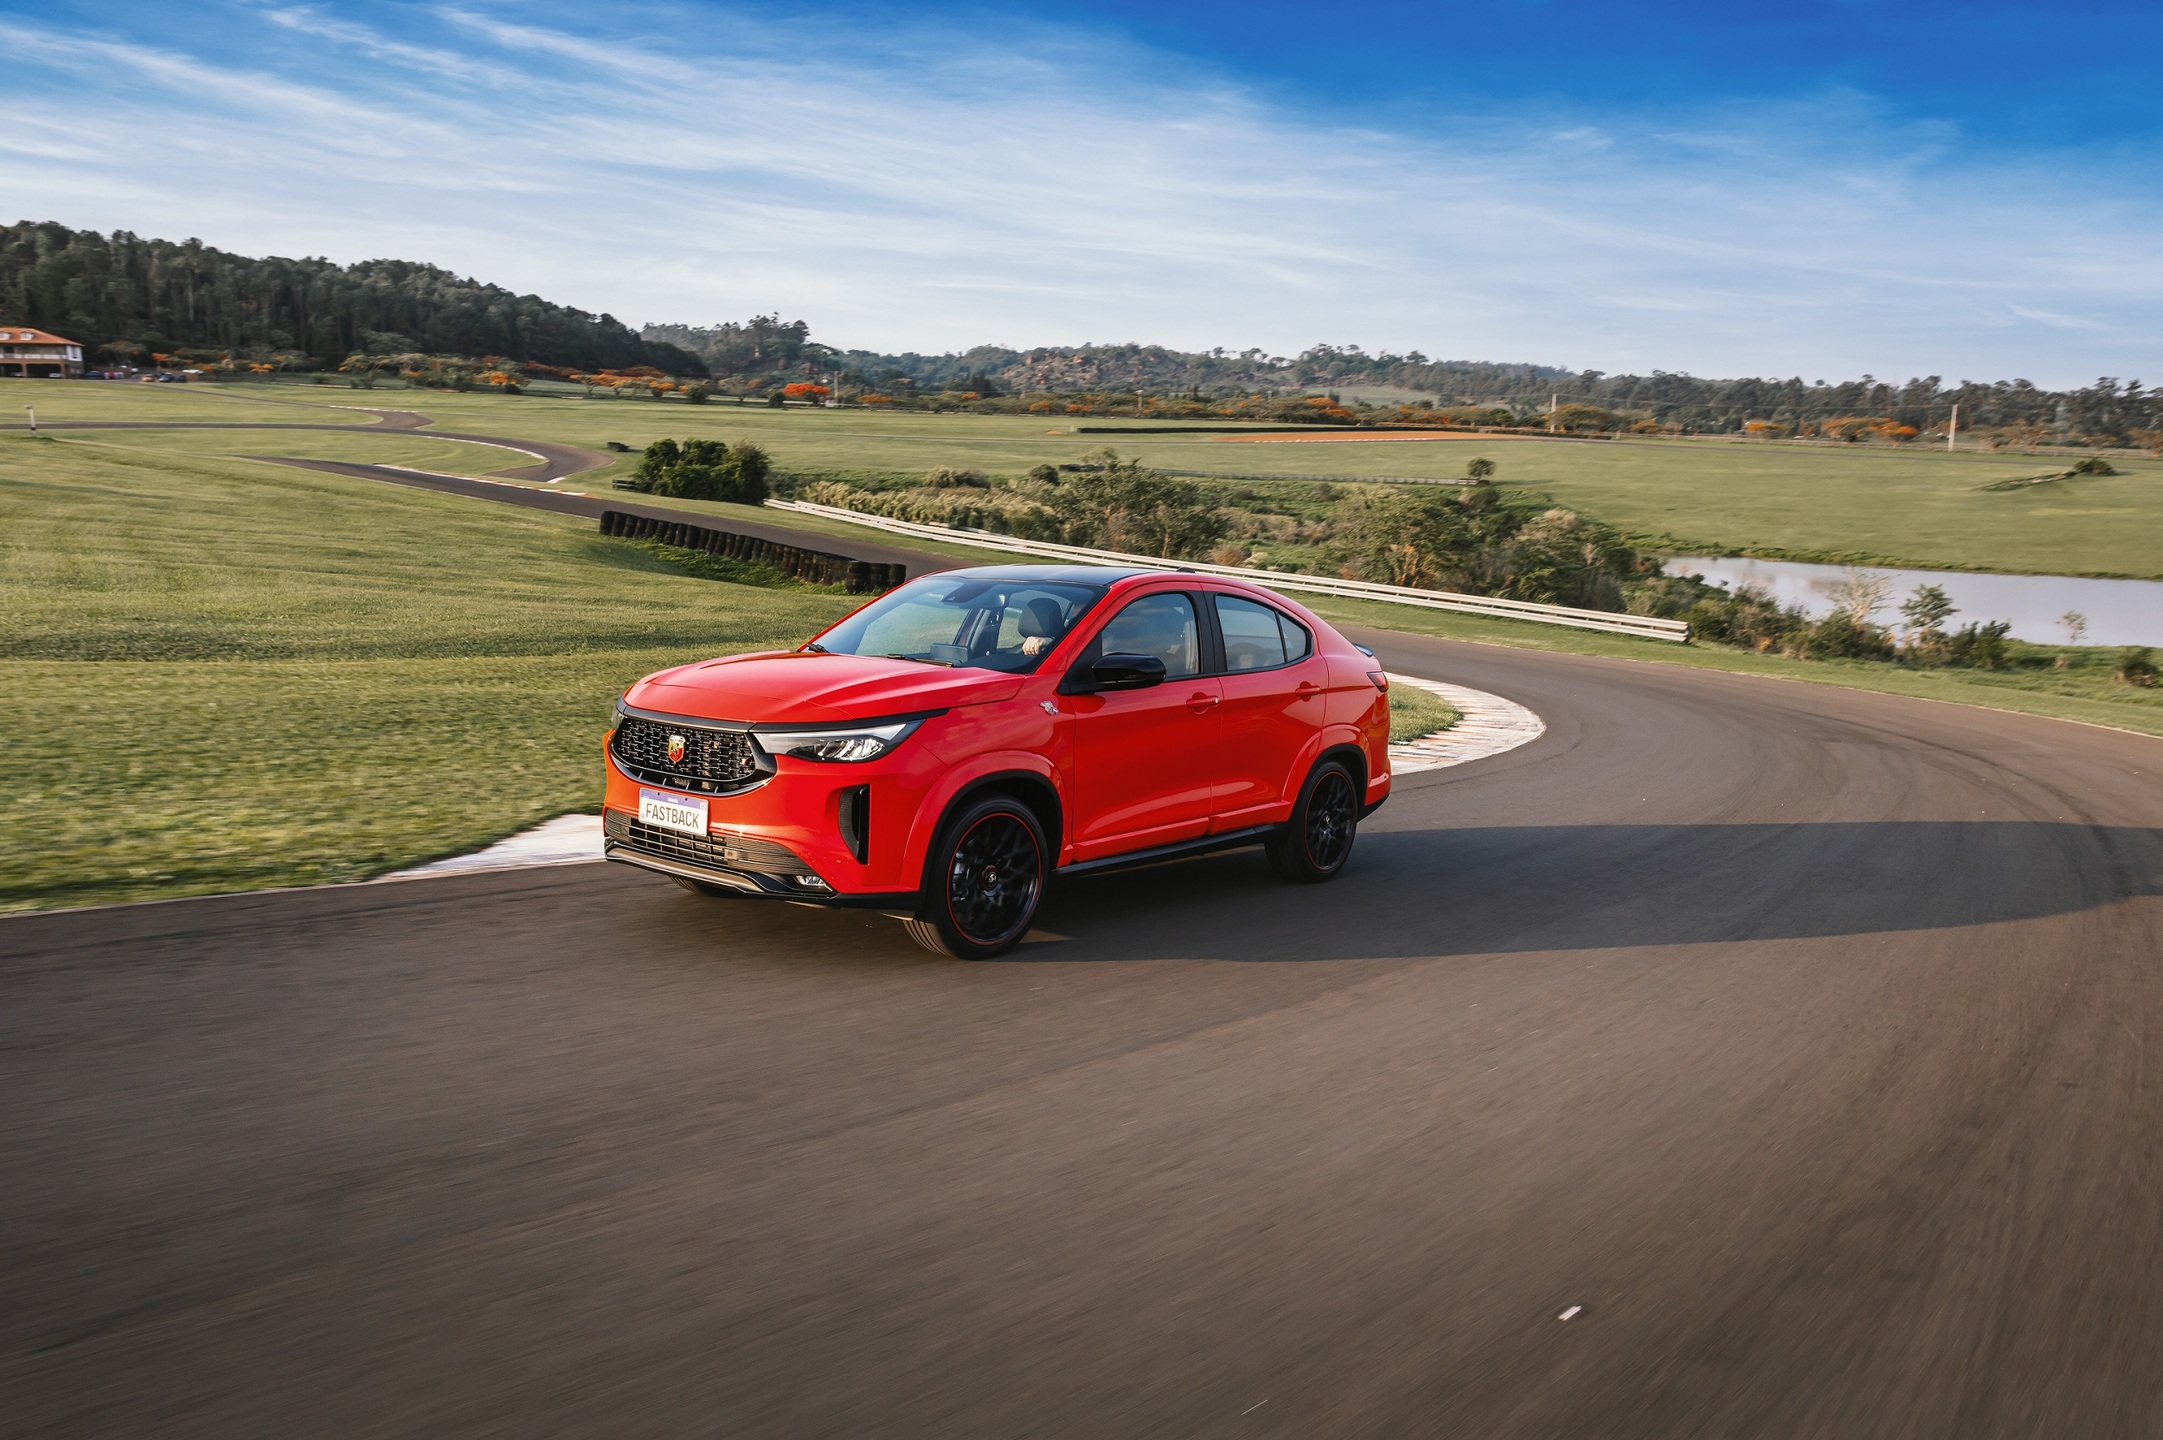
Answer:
[628,650,1024,724]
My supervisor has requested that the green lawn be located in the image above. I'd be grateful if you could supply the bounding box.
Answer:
[0,429,855,913]
[0,375,378,425]
[22,378,2157,577]
[1486,437,2163,579]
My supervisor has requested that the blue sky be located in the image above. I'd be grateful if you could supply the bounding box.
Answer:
[5,0,2160,384]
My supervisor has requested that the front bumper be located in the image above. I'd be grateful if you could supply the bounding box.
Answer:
[602,818,915,907]
[602,730,945,900]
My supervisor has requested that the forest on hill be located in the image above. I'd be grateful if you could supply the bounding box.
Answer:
[0,221,703,374]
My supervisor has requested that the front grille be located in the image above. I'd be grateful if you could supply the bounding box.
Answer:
[604,810,812,878]
[612,715,761,792]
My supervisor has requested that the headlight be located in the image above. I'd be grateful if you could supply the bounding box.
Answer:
[755,718,924,763]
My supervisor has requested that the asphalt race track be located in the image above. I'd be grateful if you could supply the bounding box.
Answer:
[5,630,2162,1436]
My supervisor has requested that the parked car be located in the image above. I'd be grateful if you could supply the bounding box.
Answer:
[602,565,1393,957]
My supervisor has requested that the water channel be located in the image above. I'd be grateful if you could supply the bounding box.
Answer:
[1663,556,2163,648]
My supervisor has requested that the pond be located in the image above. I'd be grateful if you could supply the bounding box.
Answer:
[1663,556,2163,648]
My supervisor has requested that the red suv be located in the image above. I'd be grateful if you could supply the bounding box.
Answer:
[603,565,1391,957]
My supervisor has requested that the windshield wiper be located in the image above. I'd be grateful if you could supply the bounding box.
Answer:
[803,641,828,653]
[885,652,956,667]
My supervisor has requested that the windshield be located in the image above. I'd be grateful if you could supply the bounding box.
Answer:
[809,576,1107,674]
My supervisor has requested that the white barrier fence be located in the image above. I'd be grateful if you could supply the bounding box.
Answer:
[764,498,1693,643]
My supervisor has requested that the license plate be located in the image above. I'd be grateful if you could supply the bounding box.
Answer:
[638,788,709,836]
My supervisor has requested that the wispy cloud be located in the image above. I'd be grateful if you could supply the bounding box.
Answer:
[256,5,497,84]
[3,1,2158,383]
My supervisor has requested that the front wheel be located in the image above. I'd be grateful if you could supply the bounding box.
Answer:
[1266,760,1359,883]
[904,795,1048,959]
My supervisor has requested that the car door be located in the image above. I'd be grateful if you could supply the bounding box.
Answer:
[1207,592,1330,829]
[1064,590,1223,860]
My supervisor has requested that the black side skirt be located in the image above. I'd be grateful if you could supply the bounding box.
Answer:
[1055,824,1284,878]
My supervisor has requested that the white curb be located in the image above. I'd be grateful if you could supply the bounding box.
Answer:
[383,813,604,878]
[1385,674,1547,774]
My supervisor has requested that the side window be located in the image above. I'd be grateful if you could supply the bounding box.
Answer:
[1094,592,1201,679]
[1214,595,1288,672]
[1278,611,1312,662]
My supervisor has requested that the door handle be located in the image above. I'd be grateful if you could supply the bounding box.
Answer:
[1186,692,1220,711]
[1294,681,1322,699]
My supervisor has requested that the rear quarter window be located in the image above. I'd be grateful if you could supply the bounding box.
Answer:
[1214,594,1288,671]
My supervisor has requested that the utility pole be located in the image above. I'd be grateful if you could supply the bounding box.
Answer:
[1947,402,1958,452]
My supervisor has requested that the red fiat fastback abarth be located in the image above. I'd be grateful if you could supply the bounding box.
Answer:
[602,564,1392,957]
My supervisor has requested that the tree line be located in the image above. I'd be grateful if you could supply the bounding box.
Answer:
[647,319,2163,445]
[0,221,704,374]
[9,217,2149,442]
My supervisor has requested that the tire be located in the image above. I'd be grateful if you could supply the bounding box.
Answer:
[906,794,1048,959]
[672,875,740,897]
[1266,760,1360,883]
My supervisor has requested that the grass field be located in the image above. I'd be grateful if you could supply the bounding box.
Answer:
[6,378,378,424]
[11,378,2157,576]
[0,429,854,913]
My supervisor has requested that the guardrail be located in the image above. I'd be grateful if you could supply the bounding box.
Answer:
[764,499,1691,642]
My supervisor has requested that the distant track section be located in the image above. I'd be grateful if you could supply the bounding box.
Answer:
[766,498,1693,642]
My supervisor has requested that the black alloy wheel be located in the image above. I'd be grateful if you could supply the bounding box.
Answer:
[1267,760,1359,883]
[905,795,1047,959]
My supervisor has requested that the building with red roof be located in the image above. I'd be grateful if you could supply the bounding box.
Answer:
[1,328,85,377]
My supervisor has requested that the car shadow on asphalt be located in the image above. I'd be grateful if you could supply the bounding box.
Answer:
[1000,820,2163,965]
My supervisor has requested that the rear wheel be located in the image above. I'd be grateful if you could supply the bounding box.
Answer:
[905,795,1047,959]
[1267,760,1359,883]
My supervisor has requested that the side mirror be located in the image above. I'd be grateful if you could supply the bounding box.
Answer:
[1064,652,1168,694]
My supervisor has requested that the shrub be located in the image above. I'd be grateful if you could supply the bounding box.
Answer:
[799,481,1061,539]
[2117,647,2160,687]
[925,466,990,489]
[682,383,711,404]
[1050,450,1226,558]
[1900,583,1956,635]
[1944,620,2013,670]
[1788,611,1897,661]
[627,438,770,504]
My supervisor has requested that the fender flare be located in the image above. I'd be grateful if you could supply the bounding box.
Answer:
[902,753,1067,887]
[1280,723,1371,805]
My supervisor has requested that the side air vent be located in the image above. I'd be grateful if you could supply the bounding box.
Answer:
[838,785,871,864]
